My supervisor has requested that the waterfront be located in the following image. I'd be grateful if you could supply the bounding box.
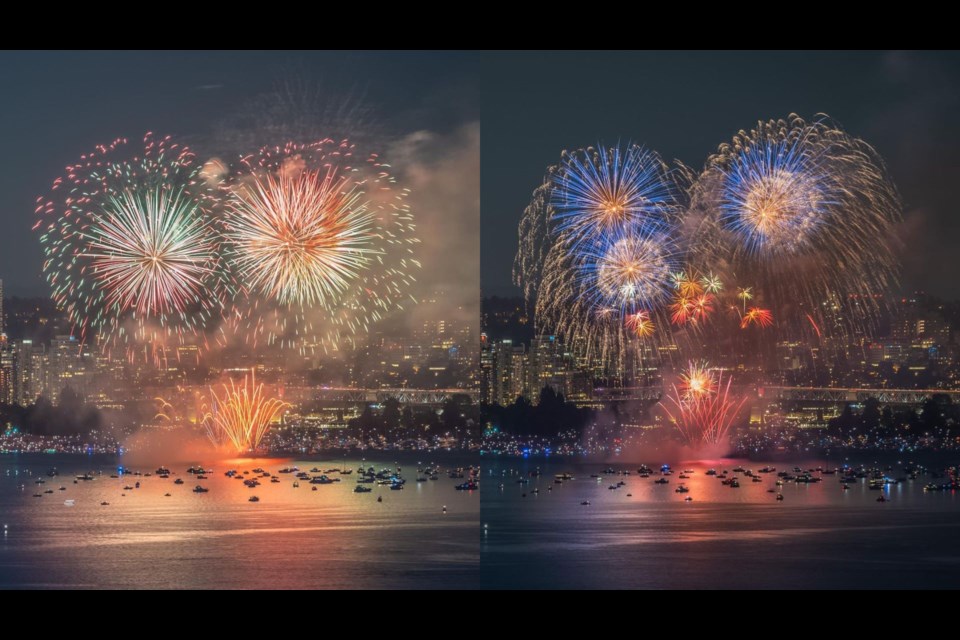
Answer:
[0,453,478,589]
[481,456,960,589]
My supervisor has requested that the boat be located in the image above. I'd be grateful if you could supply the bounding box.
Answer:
[675,485,689,493]
[776,494,784,501]
[32,494,43,498]
[174,478,184,485]
[877,495,888,502]
[705,469,717,476]
[123,486,134,491]
[654,478,669,485]
[390,483,404,490]
[192,485,209,493]
[64,499,75,506]
[271,477,280,483]
[164,493,171,497]
[455,482,479,491]
[311,486,318,491]
[100,501,109,506]
[684,496,693,502]
[156,467,171,475]
[580,501,591,506]
[76,474,94,481]
[354,486,372,493]
[249,496,260,502]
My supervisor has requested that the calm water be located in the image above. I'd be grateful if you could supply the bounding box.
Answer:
[1,453,478,589]
[481,456,960,589]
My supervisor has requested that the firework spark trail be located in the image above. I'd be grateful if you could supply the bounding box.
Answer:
[36,134,227,358]
[220,139,419,353]
[515,144,686,366]
[689,114,902,340]
[203,374,289,453]
[661,363,747,447]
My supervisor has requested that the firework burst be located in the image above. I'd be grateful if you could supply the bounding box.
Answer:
[625,311,655,338]
[690,114,902,340]
[515,144,685,365]
[203,374,289,453]
[740,307,774,329]
[36,134,227,357]
[661,363,747,447]
[220,139,419,353]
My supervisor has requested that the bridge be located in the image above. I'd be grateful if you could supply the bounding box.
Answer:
[586,385,960,407]
[762,386,960,405]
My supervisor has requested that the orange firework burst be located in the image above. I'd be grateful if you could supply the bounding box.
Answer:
[625,311,655,338]
[203,374,289,453]
[678,361,715,400]
[670,296,695,325]
[740,307,774,329]
[692,293,715,322]
[671,270,704,298]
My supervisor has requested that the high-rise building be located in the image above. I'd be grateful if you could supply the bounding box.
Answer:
[491,339,525,406]
[12,339,47,405]
[48,335,92,401]
[0,278,5,338]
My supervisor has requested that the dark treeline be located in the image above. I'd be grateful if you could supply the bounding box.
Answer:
[483,387,594,437]
[346,394,480,442]
[1,387,103,436]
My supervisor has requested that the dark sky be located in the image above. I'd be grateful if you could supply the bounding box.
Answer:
[481,51,960,299]
[0,51,479,296]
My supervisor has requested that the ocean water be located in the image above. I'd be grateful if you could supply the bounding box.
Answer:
[0,453,478,589]
[480,456,960,589]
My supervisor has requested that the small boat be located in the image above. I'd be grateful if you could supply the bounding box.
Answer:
[164,493,171,497]
[312,486,318,491]
[249,496,260,502]
[877,495,888,503]
[684,496,693,502]
[271,477,280,483]
[675,485,689,493]
[776,494,784,501]
[390,483,404,491]
[174,478,184,485]
[354,486,372,493]
[32,493,43,498]
[100,501,110,506]
[156,467,171,475]
[64,499,75,506]
[192,485,209,493]
[58,486,66,491]
[654,478,669,485]
[626,493,633,497]
[123,486,134,491]
[76,474,94,481]
[580,501,591,506]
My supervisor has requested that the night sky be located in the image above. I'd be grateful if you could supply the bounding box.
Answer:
[480,51,960,299]
[0,51,479,296]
